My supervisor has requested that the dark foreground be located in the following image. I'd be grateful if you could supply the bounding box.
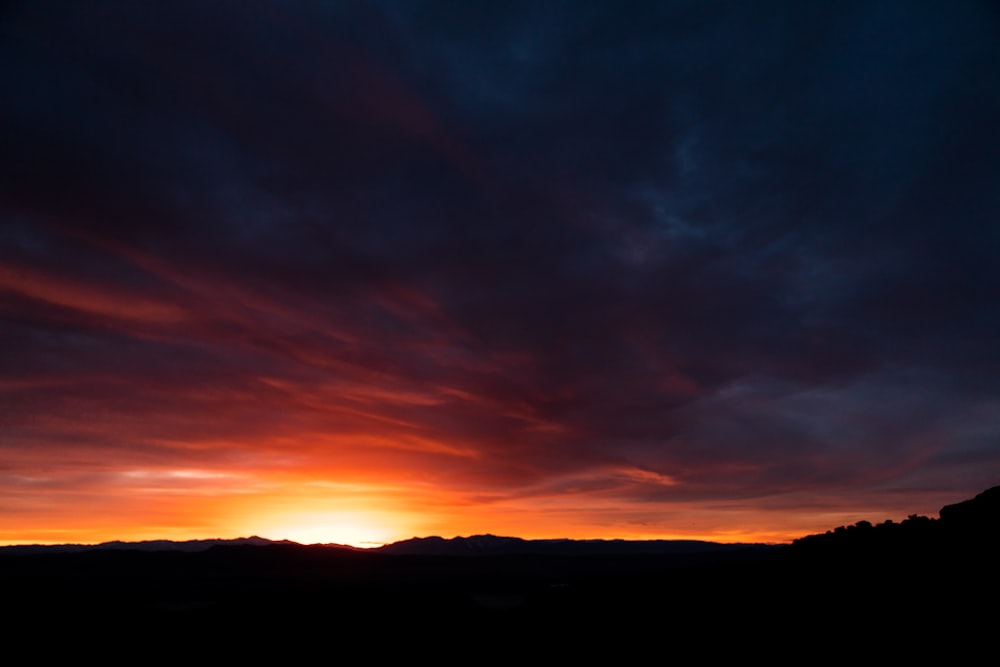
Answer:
[4,488,998,659]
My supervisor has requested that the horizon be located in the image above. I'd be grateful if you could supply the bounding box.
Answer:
[2,531,773,549]
[2,2,999,549]
[2,483,979,549]
[0,528,844,550]
[0,532,783,549]
[0,529,781,550]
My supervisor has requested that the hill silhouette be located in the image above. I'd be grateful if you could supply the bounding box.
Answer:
[375,533,773,556]
[781,484,1000,561]
[3,487,997,660]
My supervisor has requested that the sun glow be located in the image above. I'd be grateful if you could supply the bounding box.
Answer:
[251,510,404,548]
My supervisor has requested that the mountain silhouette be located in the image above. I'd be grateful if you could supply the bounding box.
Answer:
[940,484,1000,529]
[375,533,773,556]
[0,535,299,555]
[3,486,996,660]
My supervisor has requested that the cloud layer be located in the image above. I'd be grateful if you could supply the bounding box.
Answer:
[2,1,999,543]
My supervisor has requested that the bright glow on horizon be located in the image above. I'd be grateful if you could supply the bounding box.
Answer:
[248,510,404,548]
[1,474,944,547]
[0,455,958,549]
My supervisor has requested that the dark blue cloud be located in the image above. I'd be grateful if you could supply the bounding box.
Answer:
[2,0,999,514]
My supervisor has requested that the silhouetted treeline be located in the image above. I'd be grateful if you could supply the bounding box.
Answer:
[781,485,1000,566]
[786,513,937,555]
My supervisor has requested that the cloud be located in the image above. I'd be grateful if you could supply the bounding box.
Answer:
[1,0,998,542]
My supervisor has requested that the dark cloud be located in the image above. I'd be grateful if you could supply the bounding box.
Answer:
[2,0,999,539]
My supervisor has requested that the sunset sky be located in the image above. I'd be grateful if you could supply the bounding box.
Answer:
[2,1,999,547]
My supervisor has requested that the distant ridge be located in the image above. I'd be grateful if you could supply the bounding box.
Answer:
[374,533,774,556]
[0,535,299,555]
[0,533,770,556]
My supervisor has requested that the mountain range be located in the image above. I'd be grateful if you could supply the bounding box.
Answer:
[0,532,774,556]
[4,484,998,556]
[2,486,996,661]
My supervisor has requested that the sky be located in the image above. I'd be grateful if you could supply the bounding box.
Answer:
[2,0,999,547]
